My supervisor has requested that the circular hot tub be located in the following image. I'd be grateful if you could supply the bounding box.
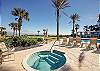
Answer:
[22,50,66,71]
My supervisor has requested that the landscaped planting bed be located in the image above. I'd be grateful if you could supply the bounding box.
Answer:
[4,36,43,48]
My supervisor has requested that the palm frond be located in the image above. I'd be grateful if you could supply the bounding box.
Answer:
[11,8,29,21]
[70,13,80,21]
[51,0,70,10]
[60,0,70,9]
[51,0,57,8]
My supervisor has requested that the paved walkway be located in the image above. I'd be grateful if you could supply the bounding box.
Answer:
[0,40,100,71]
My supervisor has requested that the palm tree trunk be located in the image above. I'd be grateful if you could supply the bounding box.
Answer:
[76,29,77,37]
[73,20,75,38]
[16,29,17,36]
[19,29,20,36]
[43,31,45,36]
[18,26,21,36]
[57,9,59,40]
[18,18,22,36]
[13,30,15,36]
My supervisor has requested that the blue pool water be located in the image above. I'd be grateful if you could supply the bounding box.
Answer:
[81,39,100,43]
[27,50,66,71]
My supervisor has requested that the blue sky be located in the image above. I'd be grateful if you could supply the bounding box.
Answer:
[0,0,99,35]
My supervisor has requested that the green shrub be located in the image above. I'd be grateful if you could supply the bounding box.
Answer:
[4,38,13,47]
[27,38,38,45]
[31,39,38,45]
[37,38,43,42]
[0,38,5,42]
[3,36,43,47]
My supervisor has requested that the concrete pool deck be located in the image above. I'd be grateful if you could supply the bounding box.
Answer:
[0,40,100,71]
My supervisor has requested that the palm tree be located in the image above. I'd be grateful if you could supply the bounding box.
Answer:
[9,22,18,36]
[83,25,89,36]
[94,25,100,32]
[75,24,79,36]
[97,14,100,23]
[83,25,89,32]
[70,13,80,37]
[89,25,95,37]
[51,0,70,40]
[37,30,40,36]
[43,29,46,36]
[89,25,95,31]
[11,8,29,36]
[45,29,48,37]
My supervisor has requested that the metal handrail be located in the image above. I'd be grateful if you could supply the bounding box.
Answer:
[50,40,57,53]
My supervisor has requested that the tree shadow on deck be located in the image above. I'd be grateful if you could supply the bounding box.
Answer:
[80,48,93,51]
[0,66,14,71]
[59,64,73,71]
[92,50,100,54]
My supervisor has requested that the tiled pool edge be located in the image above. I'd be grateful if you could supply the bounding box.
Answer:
[22,52,37,71]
